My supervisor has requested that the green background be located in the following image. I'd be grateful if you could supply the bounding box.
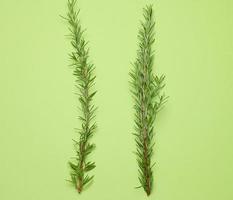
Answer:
[0,0,233,199]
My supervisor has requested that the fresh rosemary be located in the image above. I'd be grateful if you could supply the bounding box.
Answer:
[130,5,167,196]
[64,0,97,193]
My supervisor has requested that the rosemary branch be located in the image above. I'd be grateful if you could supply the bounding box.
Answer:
[65,0,97,193]
[130,5,167,196]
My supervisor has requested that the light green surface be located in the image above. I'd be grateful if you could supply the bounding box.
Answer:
[0,0,233,199]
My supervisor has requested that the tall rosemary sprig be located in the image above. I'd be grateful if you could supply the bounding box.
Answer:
[130,5,167,196]
[65,0,97,193]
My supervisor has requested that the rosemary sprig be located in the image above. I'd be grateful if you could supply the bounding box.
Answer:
[130,5,167,196]
[64,0,97,193]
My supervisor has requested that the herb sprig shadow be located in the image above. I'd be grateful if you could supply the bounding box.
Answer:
[63,0,97,193]
[130,5,167,196]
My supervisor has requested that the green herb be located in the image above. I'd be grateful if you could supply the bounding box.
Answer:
[64,0,97,193]
[130,5,167,196]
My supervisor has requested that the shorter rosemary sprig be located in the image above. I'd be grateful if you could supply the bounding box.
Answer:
[130,5,167,196]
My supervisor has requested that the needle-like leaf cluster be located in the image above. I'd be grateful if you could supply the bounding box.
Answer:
[130,5,167,196]
[65,0,97,193]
